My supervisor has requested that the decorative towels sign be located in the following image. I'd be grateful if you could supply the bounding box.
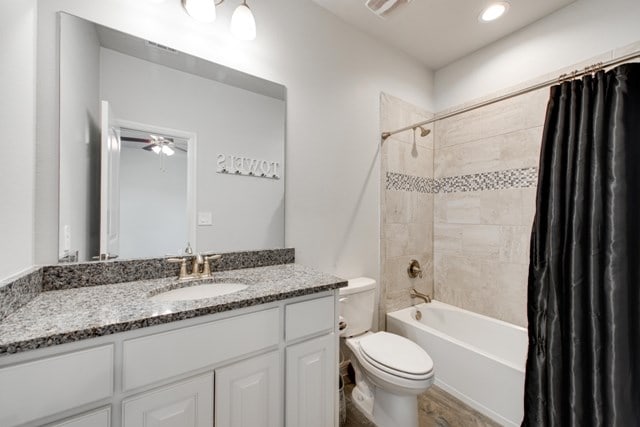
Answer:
[216,154,281,179]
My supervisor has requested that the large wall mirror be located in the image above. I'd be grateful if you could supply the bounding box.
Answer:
[58,13,286,263]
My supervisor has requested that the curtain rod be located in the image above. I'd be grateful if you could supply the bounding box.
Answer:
[381,50,640,141]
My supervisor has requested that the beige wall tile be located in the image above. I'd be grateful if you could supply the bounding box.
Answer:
[479,189,523,226]
[381,92,434,146]
[385,189,413,224]
[492,263,528,327]
[435,193,482,224]
[413,193,433,223]
[386,139,434,177]
[499,226,532,265]
[386,254,432,293]
[434,223,462,255]
[434,127,543,178]
[435,89,548,150]
[461,225,501,259]
[521,187,537,227]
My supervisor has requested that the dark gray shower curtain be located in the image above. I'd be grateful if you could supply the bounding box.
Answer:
[523,63,640,426]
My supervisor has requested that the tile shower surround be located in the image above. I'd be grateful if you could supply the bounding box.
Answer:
[0,248,294,321]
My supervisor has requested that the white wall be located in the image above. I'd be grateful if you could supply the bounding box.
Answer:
[0,0,36,280]
[435,0,640,110]
[101,48,285,253]
[119,145,188,258]
[58,13,101,261]
[34,0,435,284]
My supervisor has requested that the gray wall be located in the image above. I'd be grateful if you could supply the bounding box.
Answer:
[119,145,188,258]
[58,13,101,261]
[100,48,285,253]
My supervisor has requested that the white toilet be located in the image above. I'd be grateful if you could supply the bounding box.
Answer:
[340,277,434,427]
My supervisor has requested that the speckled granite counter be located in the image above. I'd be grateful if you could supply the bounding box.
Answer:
[0,263,346,356]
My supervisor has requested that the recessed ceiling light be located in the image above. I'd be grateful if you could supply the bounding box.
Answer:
[479,2,510,23]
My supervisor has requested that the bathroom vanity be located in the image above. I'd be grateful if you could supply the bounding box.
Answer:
[0,251,346,427]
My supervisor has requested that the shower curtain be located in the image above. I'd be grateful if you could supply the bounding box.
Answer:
[523,63,640,426]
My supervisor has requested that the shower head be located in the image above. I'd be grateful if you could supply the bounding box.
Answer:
[414,126,431,137]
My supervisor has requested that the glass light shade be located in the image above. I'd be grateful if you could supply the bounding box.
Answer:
[230,3,256,41]
[162,145,175,156]
[479,2,509,22]
[151,145,161,154]
[182,0,217,23]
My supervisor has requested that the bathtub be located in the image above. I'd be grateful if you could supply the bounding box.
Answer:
[387,300,527,426]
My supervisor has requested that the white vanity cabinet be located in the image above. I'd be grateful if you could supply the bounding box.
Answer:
[286,334,337,427]
[48,407,111,427]
[122,373,214,427]
[215,351,282,427]
[284,296,338,427]
[0,291,339,427]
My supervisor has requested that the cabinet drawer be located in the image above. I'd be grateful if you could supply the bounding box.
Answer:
[49,407,111,427]
[285,296,334,342]
[123,308,279,391]
[123,372,213,427]
[0,345,114,427]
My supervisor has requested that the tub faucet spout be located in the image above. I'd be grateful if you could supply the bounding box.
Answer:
[410,288,432,304]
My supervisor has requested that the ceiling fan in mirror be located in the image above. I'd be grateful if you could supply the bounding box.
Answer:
[120,134,188,157]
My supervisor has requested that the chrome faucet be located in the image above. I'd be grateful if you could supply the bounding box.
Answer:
[410,288,432,304]
[167,253,222,281]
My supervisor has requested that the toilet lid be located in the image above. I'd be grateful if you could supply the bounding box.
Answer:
[358,332,433,378]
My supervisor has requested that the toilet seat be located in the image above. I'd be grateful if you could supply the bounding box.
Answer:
[358,332,433,381]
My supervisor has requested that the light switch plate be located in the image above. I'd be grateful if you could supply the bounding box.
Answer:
[198,212,213,226]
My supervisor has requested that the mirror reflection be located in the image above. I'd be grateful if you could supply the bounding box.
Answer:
[58,13,286,262]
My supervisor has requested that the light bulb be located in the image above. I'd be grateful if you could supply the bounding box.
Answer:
[182,0,216,23]
[479,2,509,22]
[230,2,256,41]
[151,145,161,154]
[162,145,175,156]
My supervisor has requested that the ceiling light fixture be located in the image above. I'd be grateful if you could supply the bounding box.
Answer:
[479,2,510,23]
[230,1,256,41]
[182,0,257,40]
[182,0,217,23]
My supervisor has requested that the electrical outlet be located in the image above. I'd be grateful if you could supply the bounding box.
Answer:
[63,225,71,251]
[197,212,213,226]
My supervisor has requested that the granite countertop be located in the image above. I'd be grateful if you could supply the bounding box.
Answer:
[0,263,346,356]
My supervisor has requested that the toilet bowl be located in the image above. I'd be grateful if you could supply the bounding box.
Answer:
[340,278,434,427]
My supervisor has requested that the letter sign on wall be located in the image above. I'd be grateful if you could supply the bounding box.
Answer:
[216,154,281,179]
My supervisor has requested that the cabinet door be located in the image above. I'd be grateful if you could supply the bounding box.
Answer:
[216,351,282,427]
[49,407,111,427]
[286,334,336,427]
[122,373,213,427]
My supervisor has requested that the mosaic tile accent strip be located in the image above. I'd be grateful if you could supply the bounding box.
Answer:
[386,172,436,194]
[436,167,538,193]
[0,268,43,322]
[43,248,295,291]
[386,167,538,194]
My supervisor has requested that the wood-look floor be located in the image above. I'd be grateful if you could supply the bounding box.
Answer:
[342,380,501,427]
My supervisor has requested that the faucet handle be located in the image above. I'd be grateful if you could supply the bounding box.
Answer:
[202,254,222,277]
[167,257,189,279]
[408,259,423,278]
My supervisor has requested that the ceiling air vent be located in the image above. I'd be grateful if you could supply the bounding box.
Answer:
[365,0,412,18]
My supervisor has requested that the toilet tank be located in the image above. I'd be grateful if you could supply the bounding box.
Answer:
[339,277,376,337]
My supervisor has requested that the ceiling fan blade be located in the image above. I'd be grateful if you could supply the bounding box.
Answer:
[121,136,150,143]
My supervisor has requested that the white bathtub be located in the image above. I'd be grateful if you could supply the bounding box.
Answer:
[387,300,527,426]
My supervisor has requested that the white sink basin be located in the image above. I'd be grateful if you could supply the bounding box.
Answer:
[150,283,248,302]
